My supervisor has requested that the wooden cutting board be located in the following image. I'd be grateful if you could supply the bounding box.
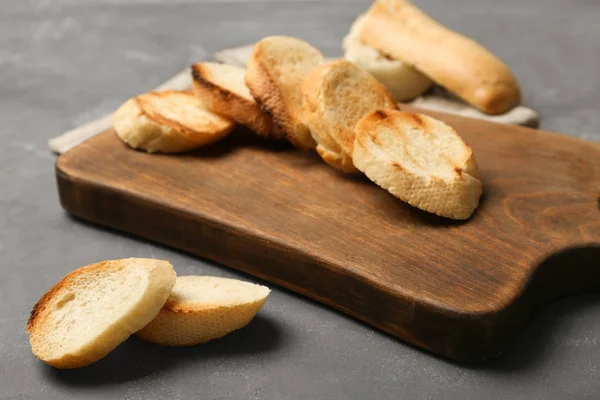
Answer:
[55,107,600,362]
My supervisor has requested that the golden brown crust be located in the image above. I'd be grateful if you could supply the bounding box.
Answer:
[112,90,234,153]
[137,91,231,139]
[164,300,266,315]
[134,298,268,347]
[301,60,397,173]
[245,36,323,151]
[27,259,176,369]
[353,110,482,219]
[27,261,109,333]
[246,52,303,146]
[361,0,521,115]
[163,301,238,314]
[134,276,270,347]
[191,63,283,139]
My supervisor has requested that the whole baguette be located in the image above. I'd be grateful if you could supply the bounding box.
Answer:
[361,0,521,115]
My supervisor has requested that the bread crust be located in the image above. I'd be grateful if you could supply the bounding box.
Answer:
[302,60,398,173]
[112,90,234,153]
[353,110,482,220]
[27,258,176,369]
[135,276,270,347]
[245,36,324,150]
[361,0,521,115]
[191,62,283,139]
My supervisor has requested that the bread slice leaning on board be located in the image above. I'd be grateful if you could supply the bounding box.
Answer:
[112,90,235,153]
[135,276,270,346]
[360,0,521,115]
[302,60,397,173]
[26,258,176,369]
[353,110,482,220]
[342,13,432,102]
[191,62,283,140]
[245,36,325,150]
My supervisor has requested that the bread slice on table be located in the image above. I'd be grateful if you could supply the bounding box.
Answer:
[191,62,283,140]
[353,110,482,220]
[27,258,176,369]
[135,276,270,347]
[112,90,234,153]
[302,60,398,173]
[342,13,432,102]
[245,36,325,150]
[360,0,521,115]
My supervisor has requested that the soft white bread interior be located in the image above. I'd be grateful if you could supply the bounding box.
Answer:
[135,276,270,347]
[112,90,234,153]
[353,110,482,219]
[302,60,398,173]
[245,36,325,150]
[361,0,521,115]
[27,258,176,369]
[342,13,432,102]
[191,62,283,139]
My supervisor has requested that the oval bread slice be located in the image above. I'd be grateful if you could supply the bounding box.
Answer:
[135,276,270,347]
[361,0,521,115]
[353,110,482,219]
[342,14,432,102]
[302,60,398,173]
[112,90,234,153]
[26,258,176,369]
[245,36,324,150]
[191,62,283,140]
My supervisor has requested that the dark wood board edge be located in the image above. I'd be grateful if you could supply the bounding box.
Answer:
[55,156,600,362]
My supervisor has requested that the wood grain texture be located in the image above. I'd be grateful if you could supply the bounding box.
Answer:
[55,106,600,361]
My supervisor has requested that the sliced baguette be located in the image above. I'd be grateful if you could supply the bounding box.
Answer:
[112,90,234,153]
[27,258,176,369]
[353,110,482,219]
[342,13,432,102]
[135,276,270,347]
[191,62,283,139]
[302,60,397,173]
[245,36,324,150]
[361,0,521,115]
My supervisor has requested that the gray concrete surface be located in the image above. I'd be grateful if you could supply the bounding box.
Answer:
[1,0,599,399]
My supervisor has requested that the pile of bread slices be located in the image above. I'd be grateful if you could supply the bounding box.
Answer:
[27,258,270,369]
[112,0,504,220]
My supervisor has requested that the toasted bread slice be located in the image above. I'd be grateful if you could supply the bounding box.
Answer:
[27,258,176,369]
[135,276,270,347]
[361,0,521,115]
[245,36,324,150]
[342,14,432,102]
[302,60,398,173]
[112,90,234,153]
[353,110,482,219]
[191,62,283,139]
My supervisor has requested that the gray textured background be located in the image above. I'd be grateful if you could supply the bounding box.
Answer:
[1,0,600,399]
